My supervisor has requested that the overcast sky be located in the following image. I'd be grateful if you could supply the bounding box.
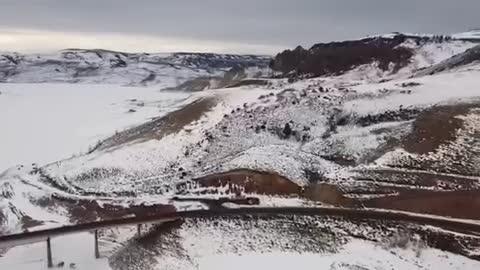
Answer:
[0,0,478,54]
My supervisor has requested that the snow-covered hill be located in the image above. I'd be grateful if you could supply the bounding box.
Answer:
[3,32,480,269]
[0,50,271,87]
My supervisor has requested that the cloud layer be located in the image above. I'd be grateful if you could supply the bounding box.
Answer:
[1,0,478,54]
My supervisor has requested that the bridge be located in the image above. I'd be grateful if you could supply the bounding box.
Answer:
[1,206,480,268]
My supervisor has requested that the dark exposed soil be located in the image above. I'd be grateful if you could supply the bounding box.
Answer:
[96,97,218,151]
[195,167,480,221]
[0,211,5,229]
[196,169,354,206]
[349,167,480,220]
[32,195,176,228]
[20,215,44,231]
[303,183,354,207]
[402,104,477,154]
[195,169,301,196]
[363,189,480,220]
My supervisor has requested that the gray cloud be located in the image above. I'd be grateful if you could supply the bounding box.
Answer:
[0,0,479,53]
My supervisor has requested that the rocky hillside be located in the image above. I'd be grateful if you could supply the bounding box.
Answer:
[271,32,480,80]
[0,49,271,87]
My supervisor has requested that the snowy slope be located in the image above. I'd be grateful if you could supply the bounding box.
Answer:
[329,38,477,84]
[0,83,190,172]
[31,69,480,191]
[413,44,480,76]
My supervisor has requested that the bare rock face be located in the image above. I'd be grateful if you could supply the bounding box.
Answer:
[271,34,424,77]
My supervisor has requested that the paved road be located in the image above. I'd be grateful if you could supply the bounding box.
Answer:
[1,206,480,248]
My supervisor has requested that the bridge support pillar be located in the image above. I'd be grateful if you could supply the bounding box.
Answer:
[47,237,53,268]
[94,230,100,259]
[137,224,142,236]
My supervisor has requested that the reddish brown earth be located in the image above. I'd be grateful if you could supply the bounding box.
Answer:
[402,104,476,154]
[195,169,302,196]
[362,189,480,220]
[196,170,353,206]
[345,169,480,220]
[197,167,480,220]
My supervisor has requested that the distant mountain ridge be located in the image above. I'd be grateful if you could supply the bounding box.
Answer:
[0,49,271,87]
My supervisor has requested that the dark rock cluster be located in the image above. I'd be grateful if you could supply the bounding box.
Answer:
[271,34,427,77]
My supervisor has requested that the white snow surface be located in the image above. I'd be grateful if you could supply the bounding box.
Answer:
[198,240,479,270]
[0,83,190,172]
[343,70,480,115]
[0,233,111,270]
